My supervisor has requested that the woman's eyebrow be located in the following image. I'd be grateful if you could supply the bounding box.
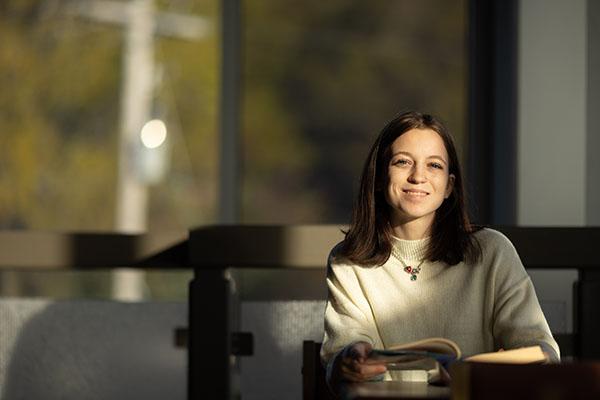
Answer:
[390,151,413,158]
[391,151,448,165]
[427,155,448,165]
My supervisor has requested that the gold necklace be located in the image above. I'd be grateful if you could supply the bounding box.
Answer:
[390,247,426,281]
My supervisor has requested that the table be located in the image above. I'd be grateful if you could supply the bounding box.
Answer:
[342,362,600,400]
[342,382,449,400]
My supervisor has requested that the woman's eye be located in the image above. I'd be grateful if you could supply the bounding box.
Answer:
[393,159,410,166]
[430,162,444,170]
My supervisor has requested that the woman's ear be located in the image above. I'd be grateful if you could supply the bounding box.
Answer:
[445,174,455,198]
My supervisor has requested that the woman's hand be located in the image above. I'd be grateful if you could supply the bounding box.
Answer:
[334,341,388,383]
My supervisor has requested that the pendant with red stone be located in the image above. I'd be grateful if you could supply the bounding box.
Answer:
[404,265,421,281]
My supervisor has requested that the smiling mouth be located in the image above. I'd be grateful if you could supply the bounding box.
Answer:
[403,189,429,197]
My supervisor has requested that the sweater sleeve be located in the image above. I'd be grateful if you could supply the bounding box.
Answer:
[488,232,561,362]
[320,248,382,366]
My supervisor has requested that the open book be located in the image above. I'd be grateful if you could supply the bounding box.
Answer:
[365,337,548,384]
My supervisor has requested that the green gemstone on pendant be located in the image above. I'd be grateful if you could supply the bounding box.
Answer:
[410,274,417,281]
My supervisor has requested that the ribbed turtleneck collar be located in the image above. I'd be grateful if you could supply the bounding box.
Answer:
[390,235,429,261]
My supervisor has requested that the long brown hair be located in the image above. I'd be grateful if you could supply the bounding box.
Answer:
[339,111,481,266]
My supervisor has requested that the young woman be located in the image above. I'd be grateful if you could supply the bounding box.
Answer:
[321,111,559,386]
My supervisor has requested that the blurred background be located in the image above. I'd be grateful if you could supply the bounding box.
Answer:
[0,0,469,300]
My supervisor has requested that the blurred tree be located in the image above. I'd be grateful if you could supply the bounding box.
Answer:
[0,0,120,230]
[0,0,219,232]
[0,0,218,299]
[242,0,466,223]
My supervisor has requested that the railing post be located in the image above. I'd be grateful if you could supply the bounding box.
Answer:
[188,269,233,399]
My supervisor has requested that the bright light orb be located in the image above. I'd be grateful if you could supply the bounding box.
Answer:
[140,119,167,149]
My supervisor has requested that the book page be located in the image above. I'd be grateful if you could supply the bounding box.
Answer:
[464,346,547,364]
[387,337,461,358]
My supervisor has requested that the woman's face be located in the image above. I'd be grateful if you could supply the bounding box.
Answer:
[384,128,455,229]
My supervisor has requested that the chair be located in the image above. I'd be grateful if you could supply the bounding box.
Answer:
[302,340,336,400]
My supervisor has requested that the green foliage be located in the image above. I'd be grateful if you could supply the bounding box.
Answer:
[0,0,220,231]
[0,1,121,229]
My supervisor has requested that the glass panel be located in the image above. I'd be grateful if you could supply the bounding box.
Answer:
[0,0,219,232]
[0,0,218,300]
[242,0,467,223]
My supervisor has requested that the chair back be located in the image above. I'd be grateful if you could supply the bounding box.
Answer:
[302,340,336,400]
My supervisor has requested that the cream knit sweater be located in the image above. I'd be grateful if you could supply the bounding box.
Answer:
[321,228,559,379]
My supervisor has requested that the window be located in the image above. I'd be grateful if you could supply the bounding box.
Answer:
[0,0,467,299]
[0,0,218,300]
[241,0,467,223]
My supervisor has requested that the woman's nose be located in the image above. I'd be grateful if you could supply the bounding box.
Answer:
[408,165,427,183]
